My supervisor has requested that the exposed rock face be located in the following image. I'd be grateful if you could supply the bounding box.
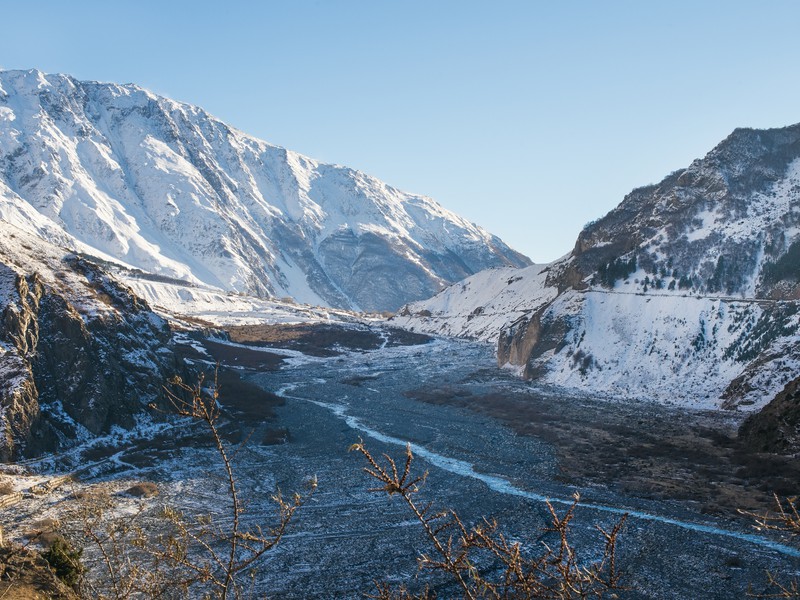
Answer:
[0,69,529,312]
[739,376,800,454]
[30,259,178,455]
[0,225,182,459]
[497,308,552,375]
[0,270,44,460]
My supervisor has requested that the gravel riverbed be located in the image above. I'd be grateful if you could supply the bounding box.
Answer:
[9,335,798,598]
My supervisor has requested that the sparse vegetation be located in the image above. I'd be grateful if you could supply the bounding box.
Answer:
[723,304,800,362]
[156,372,311,599]
[0,478,14,495]
[592,256,637,288]
[2,368,632,599]
[37,371,313,599]
[4,370,798,599]
[124,482,158,498]
[762,241,800,284]
[742,495,800,598]
[42,536,84,587]
[351,441,626,599]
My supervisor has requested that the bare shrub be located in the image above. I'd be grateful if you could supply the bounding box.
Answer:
[351,440,626,599]
[61,371,313,599]
[0,478,14,495]
[156,371,312,598]
[24,517,62,548]
[741,494,800,598]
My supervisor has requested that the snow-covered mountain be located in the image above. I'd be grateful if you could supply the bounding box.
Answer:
[0,69,529,312]
[391,262,558,340]
[396,124,800,413]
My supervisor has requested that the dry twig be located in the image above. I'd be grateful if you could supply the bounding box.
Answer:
[351,440,626,599]
[741,495,800,599]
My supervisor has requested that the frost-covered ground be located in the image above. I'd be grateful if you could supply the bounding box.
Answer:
[5,338,799,599]
[530,288,800,410]
[395,262,800,411]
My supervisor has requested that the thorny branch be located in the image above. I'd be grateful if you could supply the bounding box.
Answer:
[58,369,312,599]
[155,370,312,599]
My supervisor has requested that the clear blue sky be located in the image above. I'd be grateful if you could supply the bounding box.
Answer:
[2,1,800,262]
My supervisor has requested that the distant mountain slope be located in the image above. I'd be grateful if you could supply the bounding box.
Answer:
[397,124,800,412]
[569,124,800,300]
[0,69,529,312]
[390,263,558,340]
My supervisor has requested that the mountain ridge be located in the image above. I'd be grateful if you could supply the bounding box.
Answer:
[393,121,800,416]
[0,68,529,312]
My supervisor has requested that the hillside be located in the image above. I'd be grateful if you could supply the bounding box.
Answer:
[396,124,800,413]
[0,221,181,459]
[0,69,529,313]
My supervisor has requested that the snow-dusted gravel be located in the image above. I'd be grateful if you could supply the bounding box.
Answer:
[237,338,799,598]
[8,337,798,598]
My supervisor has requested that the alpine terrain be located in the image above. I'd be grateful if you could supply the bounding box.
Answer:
[0,69,529,313]
[0,68,530,458]
[394,123,800,449]
[1,68,799,600]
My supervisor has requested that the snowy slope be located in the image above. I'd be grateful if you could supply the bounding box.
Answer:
[571,126,800,301]
[121,275,364,327]
[502,288,800,409]
[390,263,558,340]
[397,124,800,411]
[0,69,529,312]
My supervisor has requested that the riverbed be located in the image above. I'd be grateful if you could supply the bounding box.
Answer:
[12,334,799,598]
[232,337,799,598]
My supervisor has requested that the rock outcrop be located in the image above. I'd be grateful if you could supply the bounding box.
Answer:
[0,225,183,459]
[739,376,800,454]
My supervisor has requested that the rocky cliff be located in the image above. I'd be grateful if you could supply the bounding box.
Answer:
[0,223,182,459]
[739,375,800,454]
[500,125,800,410]
[397,124,800,413]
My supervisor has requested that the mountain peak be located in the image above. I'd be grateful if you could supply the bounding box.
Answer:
[0,69,529,311]
[396,119,800,411]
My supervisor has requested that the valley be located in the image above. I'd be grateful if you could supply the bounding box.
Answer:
[1,67,799,599]
[4,331,798,598]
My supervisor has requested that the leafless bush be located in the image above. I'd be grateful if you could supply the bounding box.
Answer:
[351,440,626,599]
[157,371,313,598]
[63,371,313,599]
[123,482,158,498]
[742,495,800,598]
[23,518,62,548]
[0,479,14,496]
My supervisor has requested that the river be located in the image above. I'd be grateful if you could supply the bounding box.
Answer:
[212,337,799,598]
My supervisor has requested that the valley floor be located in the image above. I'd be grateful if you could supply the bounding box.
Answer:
[3,332,799,598]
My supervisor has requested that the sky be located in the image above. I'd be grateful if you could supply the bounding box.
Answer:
[2,1,800,262]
